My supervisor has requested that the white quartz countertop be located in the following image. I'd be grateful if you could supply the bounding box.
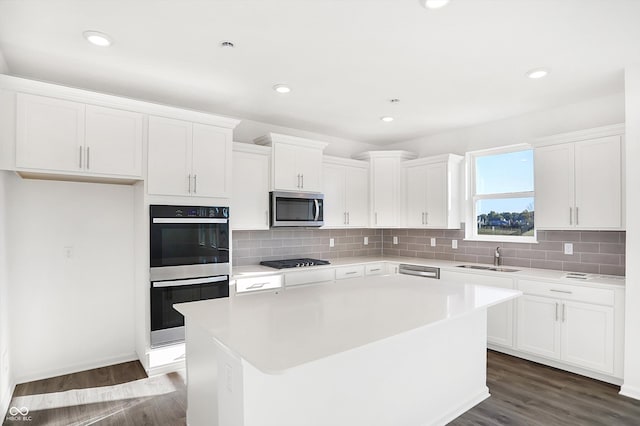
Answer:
[175,274,521,373]
[232,256,625,288]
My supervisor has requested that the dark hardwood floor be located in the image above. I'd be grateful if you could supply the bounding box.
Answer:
[3,351,640,425]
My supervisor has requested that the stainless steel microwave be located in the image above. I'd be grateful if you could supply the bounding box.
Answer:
[270,191,324,227]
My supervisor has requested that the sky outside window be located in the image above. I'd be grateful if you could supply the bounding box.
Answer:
[475,150,534,198]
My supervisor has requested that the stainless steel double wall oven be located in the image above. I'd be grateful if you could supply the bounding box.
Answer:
[149,205,230,347]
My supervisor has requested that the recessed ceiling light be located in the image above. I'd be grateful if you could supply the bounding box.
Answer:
[423,0,450,9]
[381,116,394,122]
[273,84,291,94]
[390,98,400,103]
[526,68,550,79]
[83,31,112,47]
[220,41,235,49]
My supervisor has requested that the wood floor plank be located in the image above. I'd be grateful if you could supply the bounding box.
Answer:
[4,352,640,425]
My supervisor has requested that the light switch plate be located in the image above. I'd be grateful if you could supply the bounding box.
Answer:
[452,240,458,249]
[364,236,369,245]
[329,238,335,247]
[564,243,574,255]
[430,238,436,247]
[393,236,398,245]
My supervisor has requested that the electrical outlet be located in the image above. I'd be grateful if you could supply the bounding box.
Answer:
[329,238,335,248]
[393,236,398,245]
[564,243,574,255]
[364,236,369,245]
[452,240,458,249]
[430,238,436,247]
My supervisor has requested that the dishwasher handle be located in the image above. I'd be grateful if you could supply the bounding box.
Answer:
[398,264,440,279]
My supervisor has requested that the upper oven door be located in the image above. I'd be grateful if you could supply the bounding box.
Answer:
[150,217,229,268]
[271,191,324,227]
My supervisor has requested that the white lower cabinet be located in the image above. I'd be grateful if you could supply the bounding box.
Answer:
[440,270,515,348]
[515,280,617,376]
[235,275,282,293]
[364,263,386,276]
[335,265,364,280]
[284,269,335,287]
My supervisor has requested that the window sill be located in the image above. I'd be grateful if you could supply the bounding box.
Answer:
[464,235,538,244]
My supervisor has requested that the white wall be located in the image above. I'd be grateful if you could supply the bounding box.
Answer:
[0,49,8,74]
[6,175,137,383]
[234,118,378,158]
[621,64,640,399]
[0,171,13,417]
[388,92,625,156]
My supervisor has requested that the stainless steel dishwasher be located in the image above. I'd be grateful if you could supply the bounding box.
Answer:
[398,264,440,279]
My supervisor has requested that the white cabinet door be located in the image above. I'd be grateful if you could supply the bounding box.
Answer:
[147,116,192,196]
[84,105,143,177]
[322,163,346,227]
[344,166,368,227]
[192,123,231,198]
[516,295,562,360]
[561,301,614,374]
[440,270,514,347]
[405,165,427,227]
[534,144,574,229]
[232,149,270,230]
[574,136,621,229]
[371,157,398,227]
[273,143,300,191]
[16,93,85,172]
[296,145,322,192]
[425,162,447,228]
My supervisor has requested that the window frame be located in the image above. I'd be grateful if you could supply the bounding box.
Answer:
[465,144,537,243]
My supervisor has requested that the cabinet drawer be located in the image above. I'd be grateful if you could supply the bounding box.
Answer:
[336,265,365,280]
[518,279,614,306]
[236,275,282,293]
[285,269,335,287]
[365,263,386,276]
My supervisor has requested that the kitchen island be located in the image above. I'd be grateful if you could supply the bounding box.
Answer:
[175,273,521,426]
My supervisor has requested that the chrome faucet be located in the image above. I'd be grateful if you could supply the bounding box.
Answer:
[494,246,501,267]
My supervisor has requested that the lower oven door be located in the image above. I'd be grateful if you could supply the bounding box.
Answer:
[150,275,229,347]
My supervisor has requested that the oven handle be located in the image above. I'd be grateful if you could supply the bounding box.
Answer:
[152,218,228,224]
[152,275,228,288]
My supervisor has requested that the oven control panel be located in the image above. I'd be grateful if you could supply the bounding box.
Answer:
[150,205,229,219]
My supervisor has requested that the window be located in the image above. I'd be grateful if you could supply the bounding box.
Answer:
[467,147,535,242]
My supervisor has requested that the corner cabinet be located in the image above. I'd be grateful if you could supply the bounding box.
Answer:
[534,125,624,230]
[353,151,417,228]
[254,133,327,192]
[322,156,369,228]
[231,143,271,230]
[402,154,462,229]
[15,93,143,179]
[147,116,232,198]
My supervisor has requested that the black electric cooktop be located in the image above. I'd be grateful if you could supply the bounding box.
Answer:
[260,258,331,269]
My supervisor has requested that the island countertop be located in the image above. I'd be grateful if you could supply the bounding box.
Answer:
[175,274,521,373]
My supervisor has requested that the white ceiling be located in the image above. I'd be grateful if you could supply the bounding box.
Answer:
[0,0,639,145]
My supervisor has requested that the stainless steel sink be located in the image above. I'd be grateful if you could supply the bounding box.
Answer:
[457,265,519,273]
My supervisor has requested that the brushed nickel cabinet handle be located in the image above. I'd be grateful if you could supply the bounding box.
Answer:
[425,212,428,225]
[301,173,304,189]
[555,302,559,321]
[188,174,192,193]
[86,146,90,169]
[193,175,197,194]
[576,207,579,225]
[569,207,572,225]
[347,212,350,225]
[550,289,572,294]
[562,303,566,322]
[79,146,83,168]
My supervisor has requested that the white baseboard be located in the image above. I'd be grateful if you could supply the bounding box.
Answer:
[620,384,640,400]
[13,352,138,385]
[146,359,185,378]
[433,387,490,426]
[1,379,16,419]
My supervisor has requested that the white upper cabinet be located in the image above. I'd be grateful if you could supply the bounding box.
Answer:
[254,133,327,192]
[322,156,368,228]
[84,105,143,177]
[16,93,143,178]
[148,116,231,198]
[354,151,417,228]
[402,154,462,229]
[534,126,624,230]
[232,143,271,230]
